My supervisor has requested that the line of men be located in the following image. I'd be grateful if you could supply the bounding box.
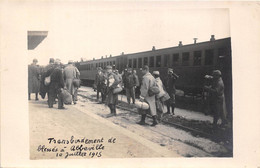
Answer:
[95,65,227,128]
[94,65,179,126]
[28,58,80,109]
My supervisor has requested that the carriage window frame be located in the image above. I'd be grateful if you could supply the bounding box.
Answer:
[164,54,170,67]
[138,58,143,68]
[173,53,179,66]
[128,59,132,68]
[133,58,137,69]
[193,50,202,66]
[149,56,154,67]
[156,55,161,67]
[182,52,190,66]
[205,49,214,65]
[143,57,148,66]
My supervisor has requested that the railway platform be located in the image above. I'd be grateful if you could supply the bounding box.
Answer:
[29,98,181,159]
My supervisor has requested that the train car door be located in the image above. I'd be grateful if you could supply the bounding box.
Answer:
[116,55,128,72]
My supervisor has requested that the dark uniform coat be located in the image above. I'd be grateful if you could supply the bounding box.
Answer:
[165,74,178,104]
[106,72,120,105]
[39,63,55,98]
[28,64,40,93]
[207,78,225,122]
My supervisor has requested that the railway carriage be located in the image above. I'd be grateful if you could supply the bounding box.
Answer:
[76,36,232,114]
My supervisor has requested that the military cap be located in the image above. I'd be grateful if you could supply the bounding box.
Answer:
[106,65,112,69]
[152,71,160,75]
[213,70,222,76]
[33,58,38,63]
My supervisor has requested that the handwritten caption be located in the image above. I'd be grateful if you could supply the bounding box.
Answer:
[37,136,116,159]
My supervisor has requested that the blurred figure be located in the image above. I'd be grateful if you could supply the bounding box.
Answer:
[106,66,120,117]
[132,70,140,98]
[64,60,80,104]
[153,71,167,122]
[204,70,227,127]
[124,68,138,104]
[40,58,55,99]
[94,67,106,103]
[48,59,65,109]
[28,59,40,100]
[137,66,157,126]
[165,68,179,115]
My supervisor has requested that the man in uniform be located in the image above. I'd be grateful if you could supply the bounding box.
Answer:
[124,68,138,104]
[40,58,55,99]
[94,67,106,103]
[28,59,40,100]
[204,70,227,127]
[137,65,158,126]
[48,59,65,109]
[105,66,120,117]
[165,68,179,115]
[64,60,80,104]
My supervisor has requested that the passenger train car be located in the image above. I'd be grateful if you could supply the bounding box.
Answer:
[75,36,232,113]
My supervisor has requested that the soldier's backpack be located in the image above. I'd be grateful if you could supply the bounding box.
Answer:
[148,79,160,97]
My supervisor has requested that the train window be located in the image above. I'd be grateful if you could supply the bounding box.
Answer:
[205,49,214,65]
[110,61,112,65]
[173,53,179,66]
[164,54,170,67]
[149,56,154,67]
[113,61,115,65]
[128,59,132,68]
[156,55,161,67]
[144,57,148,66]
[133,59,137,68]
[138,58,142,68]
[91,64,93,70]
[96,63,98,68]
[218,48,226,58]
[193,51,202,66]
[182,52,190,66]
[101,62,103,69]
[99,63,101,67]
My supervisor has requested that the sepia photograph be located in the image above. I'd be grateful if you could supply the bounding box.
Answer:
[1,1,260,168]
[27,4,232,159]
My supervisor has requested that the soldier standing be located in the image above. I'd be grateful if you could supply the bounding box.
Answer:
[48,59,65,109]
[64,60,80,104]
[28,59,40,100]
[94,67,106,103]
[165,68,179,115]
[204,70,227,127]
[105,66,120,117]
[137,66,158,126]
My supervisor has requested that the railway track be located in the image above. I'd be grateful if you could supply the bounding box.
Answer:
[77,90,234,156]
[78,91,215,141]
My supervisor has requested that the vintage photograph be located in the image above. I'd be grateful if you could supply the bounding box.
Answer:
[27,4,233,159]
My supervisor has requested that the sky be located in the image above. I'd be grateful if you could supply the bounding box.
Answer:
[27,2,230,65]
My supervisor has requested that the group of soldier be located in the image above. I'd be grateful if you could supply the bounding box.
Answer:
[94,64,227,128]
[29,58,228,128]
[28,58,80,109]
[94,65,179,126]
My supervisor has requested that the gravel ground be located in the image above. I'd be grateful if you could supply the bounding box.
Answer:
[75,87,232,157]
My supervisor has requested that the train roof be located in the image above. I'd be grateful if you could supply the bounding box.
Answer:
[79,37,231,64]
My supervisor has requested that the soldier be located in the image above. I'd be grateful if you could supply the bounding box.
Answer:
[137,66,158,126]
[94,67,106,103]
[204,70,227,127]
[105,66,120,117]
[124,68,138,104]
[28,59,40,100]
[40,58,55,99]
[64,60,80,104]
[165,68,179,115]
[48,59,65,109]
